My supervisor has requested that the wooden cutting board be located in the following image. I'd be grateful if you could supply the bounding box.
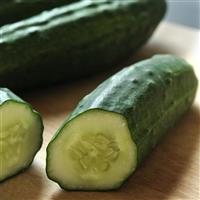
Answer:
[0,22,200,200]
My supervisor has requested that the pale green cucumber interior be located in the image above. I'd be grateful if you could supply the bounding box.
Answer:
[47,109,137,190]
[0,101,42,181]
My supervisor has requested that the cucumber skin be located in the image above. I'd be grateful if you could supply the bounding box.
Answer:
[47,55,198,190]
[0,88,44,182]
[0,0,166,90]
[0,0,75,26]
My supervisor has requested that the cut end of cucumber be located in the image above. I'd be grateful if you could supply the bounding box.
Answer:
[47,109,137,190]
[0,100,43,182]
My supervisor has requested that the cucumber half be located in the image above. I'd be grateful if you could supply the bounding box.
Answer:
[47,109,137,190]
[46,55,198,191]
[0,88,43,182]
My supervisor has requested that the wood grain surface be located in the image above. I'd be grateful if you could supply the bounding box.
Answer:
[0,22,200,200]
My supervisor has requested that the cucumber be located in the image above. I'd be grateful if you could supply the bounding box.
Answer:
[0,0,166,90]
[0,0,75,26]
[46,55,198,191]
[0,88,43,182]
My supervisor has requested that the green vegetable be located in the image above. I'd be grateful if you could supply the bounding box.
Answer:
[0,0,75,26]
[46,55,198,191]
[0,0,166,90]
[0,88,43,182]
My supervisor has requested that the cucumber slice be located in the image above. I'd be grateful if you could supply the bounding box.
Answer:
[47,109,137,190]
[0,88,43,182]
[46,55,198,191]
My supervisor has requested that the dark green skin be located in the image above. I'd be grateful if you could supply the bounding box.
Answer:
[57,55,198,169]
[0,88,44,182]
[0,0,166,90]
[0,0,76,26]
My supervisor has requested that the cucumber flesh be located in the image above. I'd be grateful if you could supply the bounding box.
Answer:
[47,109,137,190]
[0,100,42,182]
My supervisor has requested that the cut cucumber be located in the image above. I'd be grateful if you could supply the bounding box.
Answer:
[47,110,137,190]
[46,55,198,190]
[0,88,43,182]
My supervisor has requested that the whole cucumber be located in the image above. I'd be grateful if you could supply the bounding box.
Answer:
[0,0,166,90]
[46,55,198,191]
[0,0,76,26]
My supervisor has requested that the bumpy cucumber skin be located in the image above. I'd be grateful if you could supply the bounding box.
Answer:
[0,0,75,26]
[46,55,198,190]
[0,88,43,182]
[0,0,166,90]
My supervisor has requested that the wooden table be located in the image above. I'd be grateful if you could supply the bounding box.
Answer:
[0,22,200,200]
